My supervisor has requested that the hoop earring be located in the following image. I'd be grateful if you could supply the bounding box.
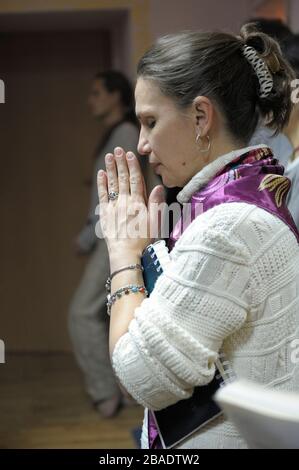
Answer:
[196,131,211,153]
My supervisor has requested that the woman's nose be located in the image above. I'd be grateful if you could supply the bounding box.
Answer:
[137,135,151,156]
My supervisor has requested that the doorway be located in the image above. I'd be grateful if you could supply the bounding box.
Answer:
[0,27,111,352]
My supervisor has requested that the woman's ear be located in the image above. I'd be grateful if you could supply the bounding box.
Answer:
[192,96,214,136]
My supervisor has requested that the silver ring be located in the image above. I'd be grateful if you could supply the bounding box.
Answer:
[108,190,119,201]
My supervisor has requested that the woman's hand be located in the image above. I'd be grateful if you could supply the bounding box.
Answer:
[97,147,165,261]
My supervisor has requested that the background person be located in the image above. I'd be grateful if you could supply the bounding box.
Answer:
[69,71,141,418]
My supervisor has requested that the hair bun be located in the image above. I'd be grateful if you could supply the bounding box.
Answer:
[266,52,281,73]
[239,22,295,133]
[240,22,283,74]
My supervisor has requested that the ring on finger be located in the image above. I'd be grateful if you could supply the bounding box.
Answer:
[108,190,119,201]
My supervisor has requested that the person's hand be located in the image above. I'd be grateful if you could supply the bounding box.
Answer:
[97,147,165,259]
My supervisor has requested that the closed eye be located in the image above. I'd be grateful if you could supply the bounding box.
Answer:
[147,119,156,129]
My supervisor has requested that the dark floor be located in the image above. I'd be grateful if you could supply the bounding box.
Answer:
[0,353,143,449]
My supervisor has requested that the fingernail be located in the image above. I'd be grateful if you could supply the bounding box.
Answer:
[158,187,165,197]
[115,147,123,156]
[127,152,135,160]
[98,170,104,177]
[106,154,113,163]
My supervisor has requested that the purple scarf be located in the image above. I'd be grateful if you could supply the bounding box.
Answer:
[148,146,299,449]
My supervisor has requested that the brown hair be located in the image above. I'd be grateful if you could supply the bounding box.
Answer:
[137,24,295,144]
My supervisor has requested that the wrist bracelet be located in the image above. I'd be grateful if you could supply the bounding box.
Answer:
[105,264,144,293]
[106,284,148,316]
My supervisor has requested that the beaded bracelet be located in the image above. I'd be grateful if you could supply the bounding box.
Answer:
[106,284,148,316]
[105,264,144,293]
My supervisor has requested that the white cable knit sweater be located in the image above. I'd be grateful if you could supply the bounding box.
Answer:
[111,146,299,449]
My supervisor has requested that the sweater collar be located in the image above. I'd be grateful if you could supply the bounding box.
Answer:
[176,144,268,204]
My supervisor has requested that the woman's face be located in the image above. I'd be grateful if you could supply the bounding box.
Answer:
[135,78,204,188]
[88,79,118,120]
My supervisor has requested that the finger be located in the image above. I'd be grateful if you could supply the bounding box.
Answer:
[141,169,148,203]
[136,155,148,202]
[148,185,166,239]
[126,151,144,201]
[105,153,119,197]
[97,169,108,203]
[127,151,148,202]
[114,147,130,195]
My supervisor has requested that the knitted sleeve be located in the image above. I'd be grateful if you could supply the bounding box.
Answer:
[111,203,253,411]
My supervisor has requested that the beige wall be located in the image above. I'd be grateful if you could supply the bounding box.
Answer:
[149,0,251,38]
